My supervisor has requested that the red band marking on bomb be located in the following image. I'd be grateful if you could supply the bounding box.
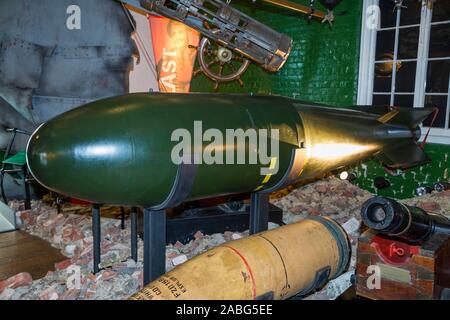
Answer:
[223,245,257,299]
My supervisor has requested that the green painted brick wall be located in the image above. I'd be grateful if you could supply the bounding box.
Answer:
[190,0,362,106]
[190,0,450,199]
[350,143,450,198]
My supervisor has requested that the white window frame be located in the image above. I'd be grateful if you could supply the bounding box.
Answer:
[358,0,450,144]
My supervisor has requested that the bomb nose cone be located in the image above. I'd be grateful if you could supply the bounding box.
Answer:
[27,122,70,193]
[26,116,132,204]
[25,98,176,206]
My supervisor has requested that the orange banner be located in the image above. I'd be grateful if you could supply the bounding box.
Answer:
[149,16,200,93]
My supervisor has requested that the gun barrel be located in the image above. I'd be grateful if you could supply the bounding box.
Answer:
[361,196,450,243]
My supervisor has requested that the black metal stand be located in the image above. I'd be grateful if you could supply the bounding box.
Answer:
[92,204,101,274]
[0,171,7,204]
[120,206,125,230]
[247,148,302,235]
[249,192,269,234]
[131,206,138,262]
[143,208,166,285]
[22,165,31,210]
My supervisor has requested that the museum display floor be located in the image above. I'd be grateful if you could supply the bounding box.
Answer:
[0,230,65,281]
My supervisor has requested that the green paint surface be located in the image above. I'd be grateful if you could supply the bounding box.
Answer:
[190,0,450,199]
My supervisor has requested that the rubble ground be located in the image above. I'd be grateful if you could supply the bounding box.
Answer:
[2,177,450,300]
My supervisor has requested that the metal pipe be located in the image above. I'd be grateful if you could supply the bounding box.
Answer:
[361,196,450,243]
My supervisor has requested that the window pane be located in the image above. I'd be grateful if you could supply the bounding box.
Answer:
[426,59,450,93]
[376,30,395,59]
[399,0,422,26]
[373,94,391,106]
[398,27,419,59]
[432,0,450,22]
[395,61,416,92]
[423,95,447,128]
[429,24,450,58]
[380,0,397,28]
[394,94,414,108]
[374,61,394,92]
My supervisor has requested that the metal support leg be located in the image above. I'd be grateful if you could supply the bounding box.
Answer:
[92,204,101,274]
[131,206,138,262]
[143,208,166,285]
[0,171,7,204]
[249,192,269,235]
[120,206,125,230]
[22,166,31,210]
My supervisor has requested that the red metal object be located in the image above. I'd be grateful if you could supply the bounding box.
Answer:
[70,198,91,206]
[370,235,420,266]
[421,107,439,149]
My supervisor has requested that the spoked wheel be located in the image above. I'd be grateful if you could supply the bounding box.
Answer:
[194,35,250,91]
